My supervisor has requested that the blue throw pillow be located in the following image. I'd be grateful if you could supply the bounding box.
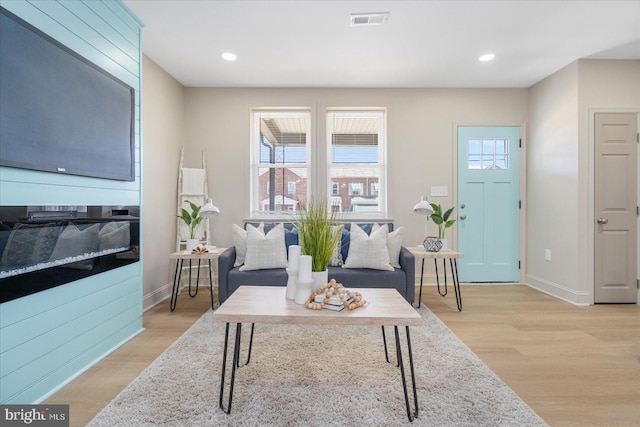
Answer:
[285,227,298,258]
[340,227,350,262]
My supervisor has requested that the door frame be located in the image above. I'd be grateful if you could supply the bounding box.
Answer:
[588,108,640,305]
[453,122,528,284]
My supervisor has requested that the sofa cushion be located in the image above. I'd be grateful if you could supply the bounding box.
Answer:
[232,222,264,267]
[343,223,393,271]
[372,223,404,268]
[284,226,299,257]
[328,266,406,296]
[240,223,288,271]
[329,225,344,266]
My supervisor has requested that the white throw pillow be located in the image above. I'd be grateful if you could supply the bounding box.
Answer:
[372,223,404,268]
[329,225,343,267]
[240,223,288,271]
[342,223,394,271]
[232,222,264,267]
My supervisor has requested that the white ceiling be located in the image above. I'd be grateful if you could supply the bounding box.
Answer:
[123,0,640,88]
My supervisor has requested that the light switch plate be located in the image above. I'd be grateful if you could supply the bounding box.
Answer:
[430,186,448,197]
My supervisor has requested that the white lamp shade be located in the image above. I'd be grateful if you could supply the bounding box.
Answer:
[200,199,220,218]
[413,199,433,216]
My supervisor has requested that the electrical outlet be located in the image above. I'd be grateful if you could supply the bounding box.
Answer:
[544,249,551,261]
[430,186,448,197]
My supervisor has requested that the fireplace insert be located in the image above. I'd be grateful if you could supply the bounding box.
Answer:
[0,205,140,303]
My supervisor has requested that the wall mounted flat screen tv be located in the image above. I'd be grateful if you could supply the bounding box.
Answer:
[0,7,135,182]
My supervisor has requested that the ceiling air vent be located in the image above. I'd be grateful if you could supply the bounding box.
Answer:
[350,12,390,27]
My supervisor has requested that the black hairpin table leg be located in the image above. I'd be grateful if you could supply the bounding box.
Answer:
[416,258,425,308]
[219,322,256,414]
[219,322,241,414]
[450,258,463,311]
[170,259,183,312]
[395,325,418,421]
[188,260,201,297]
[437,258,449,297]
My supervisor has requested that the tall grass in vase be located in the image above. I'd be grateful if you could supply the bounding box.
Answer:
[295,199,343,273]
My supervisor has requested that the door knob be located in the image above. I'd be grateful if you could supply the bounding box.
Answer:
[460,215,467,220]
[597,218,608,224]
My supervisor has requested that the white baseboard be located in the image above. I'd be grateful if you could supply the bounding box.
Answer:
[524,274,591,306]
[143,282,173,311]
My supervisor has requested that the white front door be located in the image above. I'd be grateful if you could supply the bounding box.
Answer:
[594,113,638,303]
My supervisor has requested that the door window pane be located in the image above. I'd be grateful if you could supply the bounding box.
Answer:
[468,138,509,170]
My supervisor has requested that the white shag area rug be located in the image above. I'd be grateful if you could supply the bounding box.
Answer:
[88,305,547,426]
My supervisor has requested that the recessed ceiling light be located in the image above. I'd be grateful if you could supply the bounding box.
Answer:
[478,53,495,62]
[221,52,237,61]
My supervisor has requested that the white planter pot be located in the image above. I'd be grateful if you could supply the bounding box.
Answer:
[186,238,199,252]
[312,270,329,293]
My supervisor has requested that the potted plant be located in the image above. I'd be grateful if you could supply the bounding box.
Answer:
[430,203,456,250]
[178,200,203,251]
[294,199,343,289]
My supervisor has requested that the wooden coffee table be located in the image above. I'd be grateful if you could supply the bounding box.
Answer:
[213,286,423,421]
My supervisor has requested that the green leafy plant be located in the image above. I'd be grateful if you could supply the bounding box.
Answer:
[430,203,456,239]
[294,199,343,272]
[178,200,203,239]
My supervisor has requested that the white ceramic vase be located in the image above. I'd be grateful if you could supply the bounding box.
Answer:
[186,238,199,252]
[311,270,329,293]
[286,268,298,300]
[294,280,313,305]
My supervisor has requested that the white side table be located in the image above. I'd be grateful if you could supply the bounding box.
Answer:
[407,247,464,311]
[169,248,226,311]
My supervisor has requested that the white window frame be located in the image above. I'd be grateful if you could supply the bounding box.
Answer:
[370,182,379,196]
[326,108,387,218]
[348,182,363,196]
[250,108,311,217]
[331,182,339,195]
[288,181,296,194]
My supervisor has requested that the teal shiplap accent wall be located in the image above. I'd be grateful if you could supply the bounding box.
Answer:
[0,0,144,403]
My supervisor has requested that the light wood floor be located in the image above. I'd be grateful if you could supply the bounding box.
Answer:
[45,285,639,427]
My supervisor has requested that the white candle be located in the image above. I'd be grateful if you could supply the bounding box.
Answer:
[298,255,312,283]
[288,245,301,271]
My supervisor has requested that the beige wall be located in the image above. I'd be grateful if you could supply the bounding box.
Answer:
[182,87,528,258]
[141,55,185,308]
[577,59,640,303]
[527,62,580,302]
[527,59,639,304]
[141,57,637,307]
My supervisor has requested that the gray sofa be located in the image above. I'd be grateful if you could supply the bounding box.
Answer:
[217,222,415,304]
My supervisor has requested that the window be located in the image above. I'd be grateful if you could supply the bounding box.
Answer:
[468,138,509,170]
[251,109,310,213]
[250,107,386,217]
[327,109,386,214]
[348,182,363,196]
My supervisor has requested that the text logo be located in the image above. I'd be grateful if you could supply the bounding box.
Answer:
[1,405,69,426]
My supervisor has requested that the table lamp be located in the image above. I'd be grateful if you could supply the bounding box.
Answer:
[413,195,434,241]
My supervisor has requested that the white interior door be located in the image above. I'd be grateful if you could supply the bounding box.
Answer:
[594,113,638,303]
